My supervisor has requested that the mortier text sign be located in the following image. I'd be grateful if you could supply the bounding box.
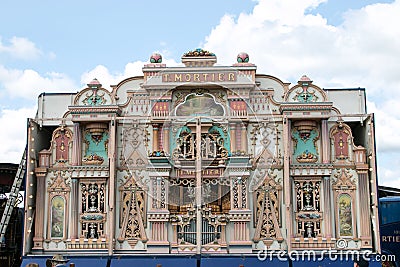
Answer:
[162,72,237,83]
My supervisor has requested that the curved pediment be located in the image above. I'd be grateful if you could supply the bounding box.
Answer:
[73,78,114,106]
[284,75,327,103]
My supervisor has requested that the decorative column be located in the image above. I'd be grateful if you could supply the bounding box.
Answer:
[152,124,159,152]
[70,179,78,239]
[32,151,50,250]
[230,123,236,153]
[323,176,333,238]
[240,123,248,153]
[229,175,252,253]
[147,176,170,253]
[355,146,372,248]
[358,172,372,248]
[70,122,80,239]
[321,120,330,163]
[283,117,293,251]
[71,123,81,166]
[108,118,117,255]
[195,119,202,255]
[163,123,169,153]
[147,167,171,253]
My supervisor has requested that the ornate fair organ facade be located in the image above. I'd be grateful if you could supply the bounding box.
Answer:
[23,49,380,257]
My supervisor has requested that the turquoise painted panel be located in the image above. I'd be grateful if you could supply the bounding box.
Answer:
[170,126,191,154]
[83,131,109,164]
[292,129,318,163]
[208,125,230,153]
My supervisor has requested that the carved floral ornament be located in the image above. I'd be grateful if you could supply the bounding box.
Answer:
[48,170,71,192]
[284,75,327,103]
[73,78,113,106]
[332,168,356,190]
[183,48,215,57]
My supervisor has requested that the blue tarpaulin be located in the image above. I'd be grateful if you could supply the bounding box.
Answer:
[21,256,109,267]
[201,255,290,267]
[291,254,384,267]
[21,254,384,267]
[110,255,197,267]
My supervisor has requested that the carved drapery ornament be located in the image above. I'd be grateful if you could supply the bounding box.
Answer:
[118,175,147,247]
[253,172,283,245]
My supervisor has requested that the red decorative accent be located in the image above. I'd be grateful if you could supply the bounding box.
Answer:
[152,102,169,116]
[53,127,72,162]
[333,128,349,159]
[332,124,350,159]
[230,101,246,111]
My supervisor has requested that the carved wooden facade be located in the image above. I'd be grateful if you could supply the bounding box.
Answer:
[24,50,380,258]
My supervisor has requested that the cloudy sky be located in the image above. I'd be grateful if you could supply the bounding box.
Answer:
[1,0,399,187]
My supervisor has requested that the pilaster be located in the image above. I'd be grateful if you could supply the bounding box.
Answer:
[108,118,116,255]
[283,117,293,251]
[229,123,236,153]
[358,171,372,248]
[152,124,159,152]
[147,166,171,252]
[32,169,47,251]
[228,176,252,253]
[321,119,330,163]
[323,176,333,237]
[240,122,248,153]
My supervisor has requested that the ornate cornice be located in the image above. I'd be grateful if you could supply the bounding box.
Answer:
[68,105,121,115]
[279,102,333,113]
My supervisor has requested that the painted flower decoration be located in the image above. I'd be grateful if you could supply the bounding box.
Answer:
[237,52,249,63]
[150,53,162,63]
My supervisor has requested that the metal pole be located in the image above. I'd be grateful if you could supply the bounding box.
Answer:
[195,117,202,254]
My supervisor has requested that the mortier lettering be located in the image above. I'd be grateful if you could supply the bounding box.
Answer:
[162,72,237,83]
[174,74,182,82]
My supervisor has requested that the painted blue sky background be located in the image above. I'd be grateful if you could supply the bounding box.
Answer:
[1,0,399,187]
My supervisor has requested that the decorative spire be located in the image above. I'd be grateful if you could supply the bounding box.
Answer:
[87,78,102,89]
[150,53,162,63]
[237,52,249,63]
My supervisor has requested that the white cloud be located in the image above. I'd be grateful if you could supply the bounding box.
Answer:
[202,0,400,187]
[379,166,400,188]
[203,0,400,100]
[0,107,36,163]
[0,65,78,99]
[368,101,400,153]
[80,58,181,90]
[0,36,43,60]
